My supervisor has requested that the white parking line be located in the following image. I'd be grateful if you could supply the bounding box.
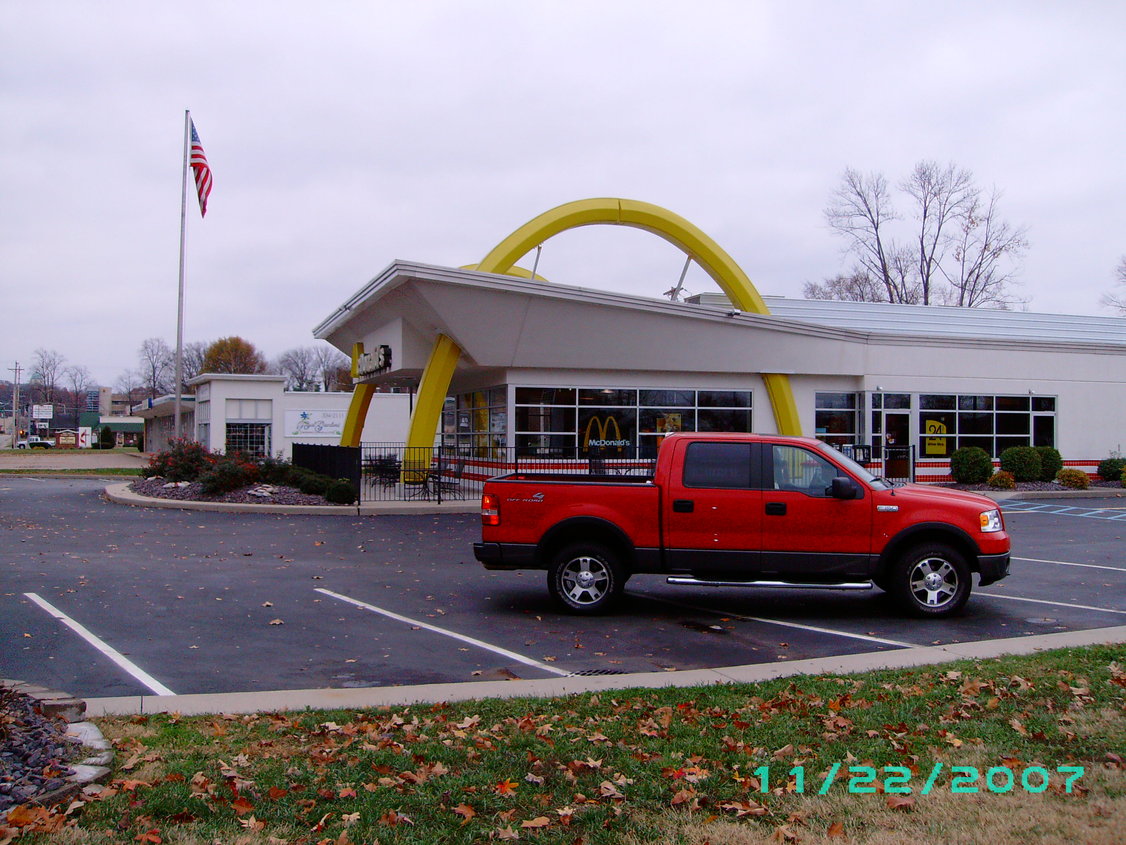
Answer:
[316,588,572,677]
[979,592,1126,615]
[1013,556,1124,573]
[636,593,916,648]
[24,593,175,696]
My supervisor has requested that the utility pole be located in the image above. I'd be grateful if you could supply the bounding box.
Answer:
[8,362,21,446]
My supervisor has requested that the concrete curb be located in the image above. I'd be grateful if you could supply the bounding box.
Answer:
[83,624,1126,717]
[0,680,113,815]
[103,482,478,516]
[983,488,1125,501]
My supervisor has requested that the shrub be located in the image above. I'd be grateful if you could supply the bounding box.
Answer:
[1034,446,1062,482]
[324,478,358,505]
[296,471,331,496]
[258,454,293,485]
[142,439,214,481]
[1056,468,1089,490]
[987,470,1016,490]
[136,433,145,452]
[199,453,260,495]
[950,447,993,484]
[99,425,115,450]
[999,446,1041,483]
[1097,457,1126,482]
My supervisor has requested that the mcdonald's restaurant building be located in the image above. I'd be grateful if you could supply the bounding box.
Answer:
[313,260,1125,482]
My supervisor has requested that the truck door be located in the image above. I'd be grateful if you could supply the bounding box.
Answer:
[761,443,873,578]
[663,440,762,576]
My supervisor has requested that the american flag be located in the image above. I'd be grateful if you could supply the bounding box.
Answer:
[189,120,212,217]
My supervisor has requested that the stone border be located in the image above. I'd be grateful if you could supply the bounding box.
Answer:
[0,680,113,818]
[103,481,478,515]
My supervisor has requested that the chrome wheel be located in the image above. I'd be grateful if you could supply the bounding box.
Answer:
[908,556,959,609]
[559,555,611,607]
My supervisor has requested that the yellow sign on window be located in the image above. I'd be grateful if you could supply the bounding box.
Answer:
[925,420,948,455]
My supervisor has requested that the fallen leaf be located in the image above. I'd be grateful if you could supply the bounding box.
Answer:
[521,816,551,829]
[887,794,915,811]
[453,803,476,824]
[495,779,519,796]
[828,820,845,837]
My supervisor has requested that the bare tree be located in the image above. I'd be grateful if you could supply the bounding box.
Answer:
[803,270,887,302]
[63,365,94,413]
[1102,256,1126,314]
[179,340,208,391]
[276,346,320,391]
[312,344,350,391]
[137,338,174,399]
[114,369,147,407]
[942,189,1029,308]
[30,348,66,403]
[823,161,1026,307]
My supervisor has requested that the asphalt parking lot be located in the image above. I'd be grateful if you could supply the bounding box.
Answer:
[2,477,1124,703]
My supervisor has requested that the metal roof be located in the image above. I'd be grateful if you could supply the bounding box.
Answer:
[686,293,1126,346]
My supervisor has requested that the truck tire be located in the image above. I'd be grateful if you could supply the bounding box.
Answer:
[892,543,971,618]
[548,543,624,615]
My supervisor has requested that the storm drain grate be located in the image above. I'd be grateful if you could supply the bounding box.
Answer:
[568,669,628,677]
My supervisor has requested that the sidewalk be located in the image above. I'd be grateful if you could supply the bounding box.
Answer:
[0,450,148,470]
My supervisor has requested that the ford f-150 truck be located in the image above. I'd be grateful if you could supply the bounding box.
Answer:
[474,433,1010,618]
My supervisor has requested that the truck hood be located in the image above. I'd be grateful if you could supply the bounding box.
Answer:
[877,483,998,511]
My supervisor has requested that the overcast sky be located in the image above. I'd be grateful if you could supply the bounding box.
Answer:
[3,1,1123,387]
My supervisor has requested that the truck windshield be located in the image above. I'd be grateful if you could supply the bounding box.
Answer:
[815,442,891,490]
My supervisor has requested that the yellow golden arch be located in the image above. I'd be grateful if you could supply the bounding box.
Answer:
[341,198,802,450]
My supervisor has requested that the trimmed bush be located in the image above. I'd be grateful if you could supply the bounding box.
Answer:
[987,470,1016,490]
[99,425,115,450]
[325,478,358,505]
[142,439,214,481]
[199,453,260,495]
[296,472,331,496]
[257,454,293,485]
[136,433,145,452]
[1097,457,1126,482]
[950,446,993,484]
[1034,446,1062,482]
[1057,468,1089,490]
[999,446,1041,483]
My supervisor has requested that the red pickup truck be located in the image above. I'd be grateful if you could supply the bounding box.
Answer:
[474,433,1010,618]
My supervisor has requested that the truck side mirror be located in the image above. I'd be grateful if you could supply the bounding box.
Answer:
[830,476,861,500]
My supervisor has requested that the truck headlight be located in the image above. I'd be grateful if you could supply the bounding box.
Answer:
[979,509,1003,533]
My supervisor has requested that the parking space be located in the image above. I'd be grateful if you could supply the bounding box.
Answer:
[1,477,1123,700]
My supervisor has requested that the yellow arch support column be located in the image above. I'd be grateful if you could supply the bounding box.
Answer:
[403,333,461,454]
[340,342,375,448]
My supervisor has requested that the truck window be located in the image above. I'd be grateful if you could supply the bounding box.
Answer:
[771,444,836,497]
[682,442,754,489]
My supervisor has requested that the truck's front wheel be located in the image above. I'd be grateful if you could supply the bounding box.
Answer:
[892,543,971,618]
[548,543,624,615]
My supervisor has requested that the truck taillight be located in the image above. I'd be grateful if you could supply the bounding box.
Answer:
[481,493,500,526]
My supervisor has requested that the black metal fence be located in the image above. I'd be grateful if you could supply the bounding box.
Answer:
[292,443,361,490]
[357,444,656,503]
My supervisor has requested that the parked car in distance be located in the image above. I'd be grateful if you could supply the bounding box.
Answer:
[16,436,53,449]
[474,432,1011,618]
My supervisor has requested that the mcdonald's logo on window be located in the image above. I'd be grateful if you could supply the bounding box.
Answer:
[583,415,630,450]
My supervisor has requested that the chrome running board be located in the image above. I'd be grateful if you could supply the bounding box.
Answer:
[666,577,874,591]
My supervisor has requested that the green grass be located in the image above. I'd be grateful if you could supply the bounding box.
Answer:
[10,645,1125,844]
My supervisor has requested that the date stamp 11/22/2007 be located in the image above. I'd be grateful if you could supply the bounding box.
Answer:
[748,763,1085,795]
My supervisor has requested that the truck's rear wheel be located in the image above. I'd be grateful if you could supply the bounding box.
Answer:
[548,543,624,615]
[892,543,971,617]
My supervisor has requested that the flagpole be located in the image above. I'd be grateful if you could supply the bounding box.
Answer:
[174,110,190,441]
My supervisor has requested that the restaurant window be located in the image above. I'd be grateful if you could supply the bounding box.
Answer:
[513,386,753,459]
[815,392,859,446]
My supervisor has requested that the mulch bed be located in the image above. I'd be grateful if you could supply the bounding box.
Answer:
[939,479,1124,493]
[129,477,347,506]
[0,688,79,814]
